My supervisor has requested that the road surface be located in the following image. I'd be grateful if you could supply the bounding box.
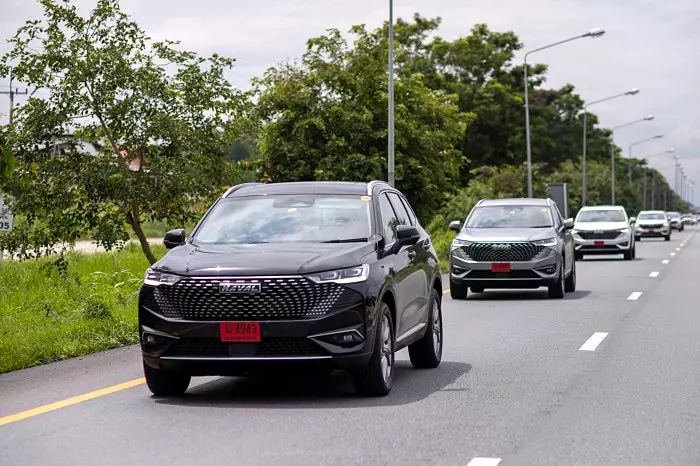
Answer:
[1,228,698,465]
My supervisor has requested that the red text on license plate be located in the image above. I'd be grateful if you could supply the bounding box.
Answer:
[491,262,511,273]
[220,322,261,342]
[594,241,605,247]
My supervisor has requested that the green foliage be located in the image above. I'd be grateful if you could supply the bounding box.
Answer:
[0,243,159,373]
[252,20,473,218]
[0,0,248,264]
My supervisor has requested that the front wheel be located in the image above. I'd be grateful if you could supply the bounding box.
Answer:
[352,303,394,397]
[548,263,565,299]
[450,282,468,300]
[623,248,633,260]
[408,289,443,369]
[665,234,671,241]
[564,258,577,292]
[143,361,191,397]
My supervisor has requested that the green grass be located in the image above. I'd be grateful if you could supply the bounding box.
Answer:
[0,244,165,374]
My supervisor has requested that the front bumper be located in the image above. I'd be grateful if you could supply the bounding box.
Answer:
[635,226,671,237]
[450,247,560,289]
[138,285,375,375]
[573,232,633,254]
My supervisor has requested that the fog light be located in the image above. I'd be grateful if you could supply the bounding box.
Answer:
[540,267,556,274]
[452,266,467,274]
[310,329,364,348]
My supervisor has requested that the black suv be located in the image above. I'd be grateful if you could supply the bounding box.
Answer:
[139,181,443,397]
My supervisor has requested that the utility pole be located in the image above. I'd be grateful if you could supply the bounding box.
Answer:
[1,68,28,125]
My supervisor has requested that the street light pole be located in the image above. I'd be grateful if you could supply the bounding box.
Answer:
[523,27,605,198]
[641,148,674,210]
[581,88,639,206]
[387,0,395,186]
[628,134,663,185]
[610,115,653,205]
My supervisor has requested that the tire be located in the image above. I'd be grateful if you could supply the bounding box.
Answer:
[635,236,641,242]
[548,262,565,299]
[470,286,484,293]
[143,361,191,397]
[632,245,636,259]
[623,248,633,260]
[664,234,671,241]
[564,258,576,292]
[408,289,443,369]
[352,303,394,397]
[450,282,468,300]
[574,251,583,261]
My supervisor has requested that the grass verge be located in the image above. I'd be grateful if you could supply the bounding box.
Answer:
[0,244,165,374]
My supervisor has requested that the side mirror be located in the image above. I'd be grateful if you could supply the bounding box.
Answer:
[395,225,421,247]
[629,217,636,224]
[164,228,186,249]
[449,220,462,232]
[564,219,575,229]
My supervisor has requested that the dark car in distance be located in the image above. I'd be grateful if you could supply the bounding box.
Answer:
[139,181,443,397]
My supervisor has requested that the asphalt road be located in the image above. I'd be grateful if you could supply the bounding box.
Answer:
[1,227,699,466]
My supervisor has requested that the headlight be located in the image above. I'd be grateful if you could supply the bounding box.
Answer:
[451,239,473,250]
[306,264,370,284]
[616,228,630,233]
[663,222,669,227]
[143,269,181,286]
[532,238,557,247]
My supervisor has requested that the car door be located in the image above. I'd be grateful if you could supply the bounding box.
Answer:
[553,204,574,273]
[386,192,429,337]
[377,192,412,338]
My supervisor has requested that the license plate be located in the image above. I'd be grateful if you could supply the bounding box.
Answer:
[594,241,604,247]
[649,230,656,233]
[220,322,261,342]
[491,262,511,273]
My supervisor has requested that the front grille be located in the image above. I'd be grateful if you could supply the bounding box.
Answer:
[641,223,664,229]
[164,338,327,357]
[577,230,621,240]
[141,277,363,321]
[468,270,540,279]
[463,243,545,262]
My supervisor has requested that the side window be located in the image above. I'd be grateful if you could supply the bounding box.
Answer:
[397,195,417,226]
[552,205,564,226]
[387,193,411,228]
[378,194,398,242]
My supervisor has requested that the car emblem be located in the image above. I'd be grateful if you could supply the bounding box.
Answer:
[593,230,604,234]
[219,282,261,294]
[491,244,511,250]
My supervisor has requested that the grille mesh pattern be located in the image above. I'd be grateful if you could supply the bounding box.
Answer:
[463,243,545,262]
[639,223,664,229]
[577,231,622,240]
[164,338,327,357]
[142,277,362,321]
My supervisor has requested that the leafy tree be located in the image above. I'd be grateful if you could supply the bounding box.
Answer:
[251,21,473,219]
[0,0,246,263]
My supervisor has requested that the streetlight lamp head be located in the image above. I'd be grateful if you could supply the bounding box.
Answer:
[654,134,664,139]
[643,115,654,121]
[668,148,675,153]
[626,88,640,95]
[584,28,606,38]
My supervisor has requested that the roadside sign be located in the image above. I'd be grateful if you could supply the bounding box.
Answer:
[0,195,13,232]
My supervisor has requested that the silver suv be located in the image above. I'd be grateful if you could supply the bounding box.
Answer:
[448,198,576,300]
[572,205,636,260]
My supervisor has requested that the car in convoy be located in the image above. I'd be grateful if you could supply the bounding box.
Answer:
[635,210,671,241]
[681,214,696,226]
[138,181,444,397]
[448,198,576,300]
[571,205,636,260]
[666,211,684,231]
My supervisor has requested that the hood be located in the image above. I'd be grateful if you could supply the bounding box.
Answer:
[457,227,556,242]
[573,221,629,231]
[637,218,668,225]
[154,241,376,276]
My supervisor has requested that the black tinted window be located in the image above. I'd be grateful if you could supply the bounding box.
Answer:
[466,205,554,228]
[379,194,398,242]
[387,193,412,227]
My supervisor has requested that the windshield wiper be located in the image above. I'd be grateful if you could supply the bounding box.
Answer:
[320,238,368,243]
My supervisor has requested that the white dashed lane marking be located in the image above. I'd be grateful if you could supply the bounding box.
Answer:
[649,271,660,278]
[466,459,502,466]
[627,291,643,300]
[662,260,670,264]
[671,252,676,256]
[579,332,609,352]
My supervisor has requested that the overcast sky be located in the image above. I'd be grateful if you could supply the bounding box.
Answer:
[1,0,698,204]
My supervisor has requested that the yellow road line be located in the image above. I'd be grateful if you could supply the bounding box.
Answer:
[0,378,145,427]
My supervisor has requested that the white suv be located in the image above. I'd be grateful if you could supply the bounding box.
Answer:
[572,206,636,260]
[635,210,671,241]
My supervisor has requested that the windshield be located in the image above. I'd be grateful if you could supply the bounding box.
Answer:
[668,212,680,218]
[576,209,626,223]
[466,205,553,228]
[638,212,666,220]
[193,195,372,244]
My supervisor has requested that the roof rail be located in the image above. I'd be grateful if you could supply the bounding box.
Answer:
[222,182,262,198]
[366,180,392,195]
